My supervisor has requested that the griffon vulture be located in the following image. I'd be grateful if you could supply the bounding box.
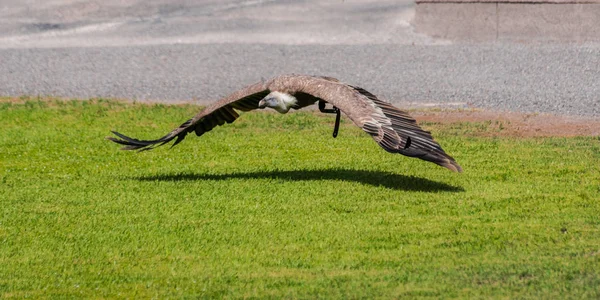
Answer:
[108,74,462,172]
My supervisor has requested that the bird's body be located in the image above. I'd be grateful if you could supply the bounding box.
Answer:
[108,74,462,172]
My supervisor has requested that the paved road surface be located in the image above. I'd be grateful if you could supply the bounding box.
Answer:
[1,0,598,117]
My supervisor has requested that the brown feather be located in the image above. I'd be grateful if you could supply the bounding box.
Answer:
[107,81,269,151]
[108,74,461,172]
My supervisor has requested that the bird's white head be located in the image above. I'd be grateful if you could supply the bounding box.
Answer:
[258,91,297,114]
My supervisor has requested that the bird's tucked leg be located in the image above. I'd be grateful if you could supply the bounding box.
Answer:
[318,100,341,138]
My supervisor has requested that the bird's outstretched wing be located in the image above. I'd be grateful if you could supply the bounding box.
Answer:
[107,81,270,151]
[108,74,461,172]
[292,76,462,172]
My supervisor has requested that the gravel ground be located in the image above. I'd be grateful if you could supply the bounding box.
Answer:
[2,44,599,117]
[0,0,599,117]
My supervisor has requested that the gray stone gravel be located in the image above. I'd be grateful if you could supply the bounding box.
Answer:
[0,0,599,117]
[1,44,599,117]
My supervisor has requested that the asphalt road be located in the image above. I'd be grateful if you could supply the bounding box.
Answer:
[1,0,599,117]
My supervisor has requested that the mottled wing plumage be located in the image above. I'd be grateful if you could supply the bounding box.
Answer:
[108,74,461,172]
[350,86,461,172]
[286,75,461,172]
[107,81,269,151]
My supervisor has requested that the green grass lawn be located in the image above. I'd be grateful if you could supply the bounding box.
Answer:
[1,97,599,298]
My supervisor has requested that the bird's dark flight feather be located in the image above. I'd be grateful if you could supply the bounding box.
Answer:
[107,87,269,151]
[107,75,461,172]
[350,86,461,172]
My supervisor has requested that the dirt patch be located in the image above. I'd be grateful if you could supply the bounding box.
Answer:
[412,109,600,137]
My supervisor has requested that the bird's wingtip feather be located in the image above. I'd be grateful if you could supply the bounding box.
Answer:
[107,129,185,151]
[443,160,463,173]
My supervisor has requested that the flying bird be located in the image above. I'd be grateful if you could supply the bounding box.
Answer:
[108,74,462,172]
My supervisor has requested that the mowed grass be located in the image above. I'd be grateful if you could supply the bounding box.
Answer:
[1,97,599,298]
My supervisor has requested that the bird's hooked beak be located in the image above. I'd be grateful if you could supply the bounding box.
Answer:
[258,97,275,109]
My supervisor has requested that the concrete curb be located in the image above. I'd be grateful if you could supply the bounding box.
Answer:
[414,0,600,42]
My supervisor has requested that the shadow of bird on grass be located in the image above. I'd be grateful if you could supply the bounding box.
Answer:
[133,168,463,192]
